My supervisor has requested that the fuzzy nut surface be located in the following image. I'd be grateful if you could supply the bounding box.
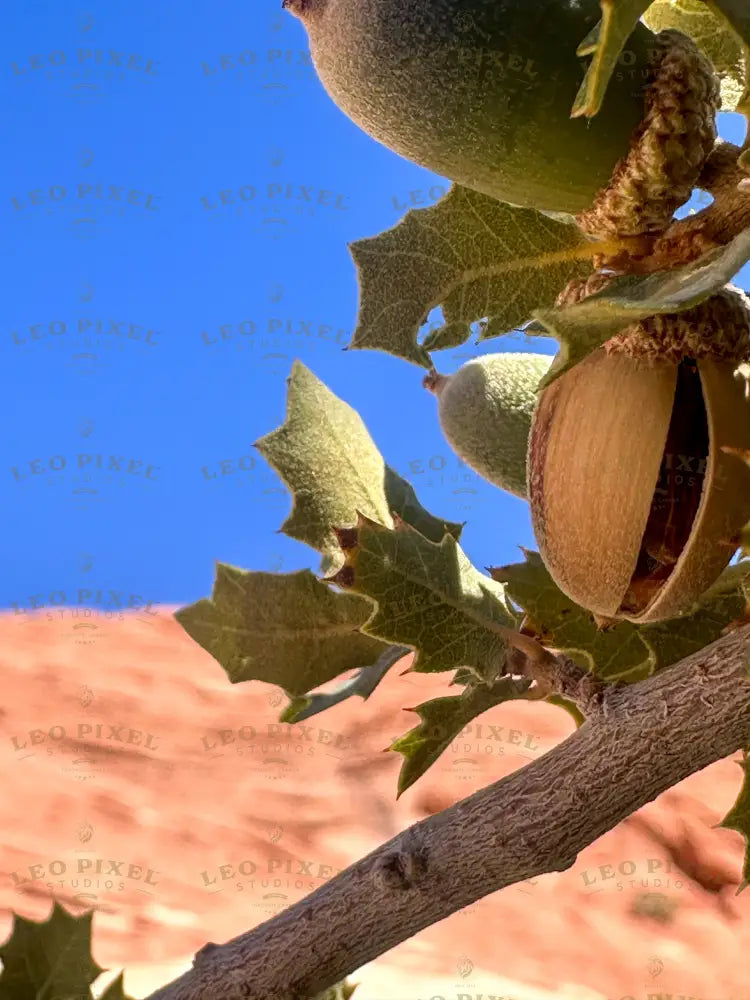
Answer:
[435,352,551,499]
[286,0,658,214]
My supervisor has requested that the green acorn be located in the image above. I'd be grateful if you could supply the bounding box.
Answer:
[425,352,551,499]
[283,0,719,233]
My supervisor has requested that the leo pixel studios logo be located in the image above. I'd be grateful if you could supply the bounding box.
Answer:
[9,553,160,647]
[389,181,451,219]
[577,852,697,899]
[199,824,343,919]
[200,281,350,374]
[9,281,162,376]
[9,823,160,908]
[9,149,162,241]
[10,12,160,105]
[200,14,316,108]
[399,449,489,515]
[199,147,349,243]
[10,418,163,510]
[431,720,543,782]
[198,441,288,513]
[8,689,169,785]
[198,716,355,782]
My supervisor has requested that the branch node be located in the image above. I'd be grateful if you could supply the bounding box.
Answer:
[373,843,429,891]
[548,653,614,718]
[192,942,220,967]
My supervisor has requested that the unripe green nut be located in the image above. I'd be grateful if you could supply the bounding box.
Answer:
[425,353,552,499]
[285,0,662,215]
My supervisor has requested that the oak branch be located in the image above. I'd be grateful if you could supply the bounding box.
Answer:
[147,623,750,1000]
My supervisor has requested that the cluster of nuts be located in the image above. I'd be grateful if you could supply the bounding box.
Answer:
[287,0,750,624]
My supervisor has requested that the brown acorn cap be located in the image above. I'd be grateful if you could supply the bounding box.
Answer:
[554,272,611,307]
[555,275,750,366]
[605,286,750,364]
[576,29,721,240]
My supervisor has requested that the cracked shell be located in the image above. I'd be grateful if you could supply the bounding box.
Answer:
[527,348,750,623]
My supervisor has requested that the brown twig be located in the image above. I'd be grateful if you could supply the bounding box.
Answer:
[621,141,750,274]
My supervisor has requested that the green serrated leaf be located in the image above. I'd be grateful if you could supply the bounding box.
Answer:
[491,550,749,682]
[349,185,593,368]
[280,644,409,723]
[643,571,749,667]
[719,751,750,893]
[175,566,388,696]
[256,362,462,573]
[422,320,479,354]
[534,229,750,387]
[645,0,748,111]
[572,0,653,119]
[332,514,519,678]
[381,465,463,553]
[391,675,533,796]
[0,903,129,1000]
[493,550,655,682]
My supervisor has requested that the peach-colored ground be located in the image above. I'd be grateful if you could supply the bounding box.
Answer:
[0,606,748,999]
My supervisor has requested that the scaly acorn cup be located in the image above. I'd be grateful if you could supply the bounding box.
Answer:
[527,279,750,624]
[283,0,720,235]
[424,352,551,499]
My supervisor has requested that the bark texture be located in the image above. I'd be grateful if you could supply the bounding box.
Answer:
[147,624,750,1000]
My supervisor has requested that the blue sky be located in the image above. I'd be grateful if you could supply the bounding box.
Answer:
[2,1,748,614]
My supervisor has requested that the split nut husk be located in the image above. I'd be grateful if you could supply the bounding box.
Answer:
[527,289,750,623]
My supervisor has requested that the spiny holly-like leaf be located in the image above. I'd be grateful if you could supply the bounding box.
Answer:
[331,514,520,679]
[572,0,652,119]
[391,675,533,796]
[422,319,480,354]
[645,0,748,111]
[349,185,594,368]
[382,466,463,556]
[175,565,388,696]
[719,751,750,893]
[280,645,410,723]
[492,550,749,682]
[0,903,130,1000]
[256,362,461,574]
[534,230,750,387]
